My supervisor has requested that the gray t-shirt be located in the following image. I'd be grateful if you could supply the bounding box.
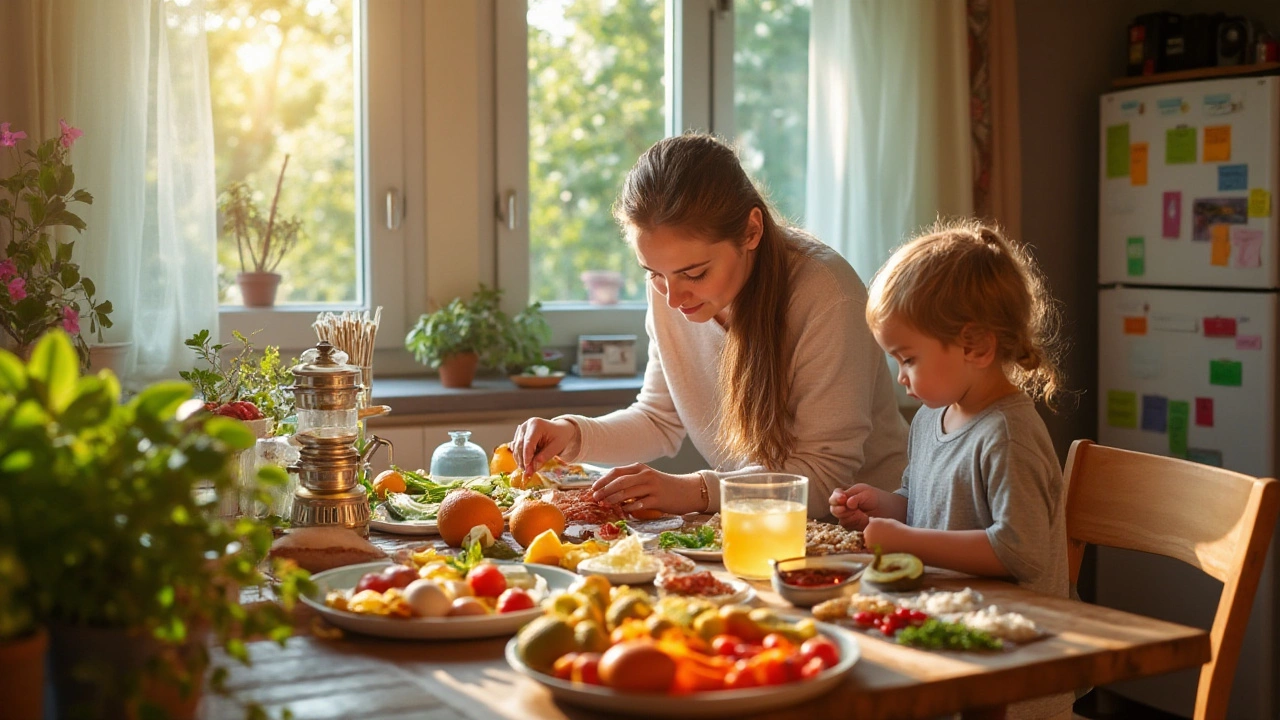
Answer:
[896,392,1068,600]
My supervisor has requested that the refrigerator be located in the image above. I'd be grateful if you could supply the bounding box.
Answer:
[1098,76,1280,720]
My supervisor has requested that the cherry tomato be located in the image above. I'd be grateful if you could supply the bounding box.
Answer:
[553,652,580,680]
[880,616,904,635]
[800,656,826,680]
[733,643,763,659]
[466,564,508,598]
[893,607,913,619]
[711,635,743,657]
[752,653,791,686]
[355,571,392,594]
[724,661,758,690]
[496,587,536,614]
[571,653,602,685]
[381,565,419,590]
[800,637,840,669]
[852,611,880,627]
[908,610,929,623]
[761,633,793,652]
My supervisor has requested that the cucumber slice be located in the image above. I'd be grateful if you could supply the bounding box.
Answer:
[861,552,924,592]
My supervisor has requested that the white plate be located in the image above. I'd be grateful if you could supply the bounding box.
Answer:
[658,575,755,607]
[505,621,860,718]
[576,555,660,585]
[669,547,723,562]
[543,462,609,489]
[368,504,439,536]
[302,561,578,640]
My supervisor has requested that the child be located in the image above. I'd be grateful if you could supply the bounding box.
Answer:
[831,219,1071,719]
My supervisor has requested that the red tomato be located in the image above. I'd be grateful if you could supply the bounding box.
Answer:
[381,565,419,590]
[800,656,826,680]
[753,655,790,686]
[355,571,392,594]
[800,637,840,669]
[733,643,763,659]
[852,611,880,627]
[711,635,742,657]
[880,616,904,635]
[761,633,793,652]
[496,587,536,613]
[466,564,508,598]
[553,652,580,681]
[571,653,602,685]
[724,664,757,690]
[908,610,929,623]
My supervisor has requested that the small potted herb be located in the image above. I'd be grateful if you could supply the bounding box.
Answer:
[179,328,297,437]
[218,155,302,308]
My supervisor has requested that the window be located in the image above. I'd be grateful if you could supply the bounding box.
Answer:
[209,0,415,351]
[499,1,811,323]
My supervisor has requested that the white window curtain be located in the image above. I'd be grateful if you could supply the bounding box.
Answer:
[2,0,218,383]
[804,0,974,282]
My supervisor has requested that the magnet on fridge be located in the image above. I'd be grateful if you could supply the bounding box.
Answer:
[1209,359,1243,386]
[1248,188,1271,218]
[1202,125,1231,162]
[1168,400,1190,458]
[1162,191,1182,238]
[1123,316,1148,335]
[1195,397,1214,427]
[1202,317,1237,338]
[1127,237,1145,276]
[1217,164,1247,191]
[1165,126,1196,164]
[1231,226,1264,268]
[1141,395,1168,432]
[1106,390,1139,429]
[1130,143,1148,186]
[1236,334,1262,350]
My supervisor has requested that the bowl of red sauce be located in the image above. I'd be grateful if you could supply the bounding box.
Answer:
[770,556,866,607]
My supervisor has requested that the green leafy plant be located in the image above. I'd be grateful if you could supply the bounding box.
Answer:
[219,155,302,274]
[404,284,550,372]
[0,330,312,717]
[179,328,296,434]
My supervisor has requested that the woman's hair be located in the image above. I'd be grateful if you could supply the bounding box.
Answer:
[865,218,1066,408]
[614,133,815,468]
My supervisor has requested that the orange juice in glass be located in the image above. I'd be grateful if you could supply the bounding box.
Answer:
[720,473,808,579]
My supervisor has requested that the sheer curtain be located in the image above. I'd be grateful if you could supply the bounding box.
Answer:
[804,0,973,282]
[1,0,218,382]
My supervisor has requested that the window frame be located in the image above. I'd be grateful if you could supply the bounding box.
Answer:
[217,0,422,354]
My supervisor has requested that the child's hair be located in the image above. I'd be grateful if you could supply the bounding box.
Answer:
[866,218,1066,408]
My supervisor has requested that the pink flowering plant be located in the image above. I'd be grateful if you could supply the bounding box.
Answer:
[0,119,111,359]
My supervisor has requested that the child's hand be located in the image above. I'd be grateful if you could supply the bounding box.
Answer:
[831,483,880,530]
[863,517,906,549]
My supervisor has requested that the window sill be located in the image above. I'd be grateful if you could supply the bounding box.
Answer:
[369,373,643,418]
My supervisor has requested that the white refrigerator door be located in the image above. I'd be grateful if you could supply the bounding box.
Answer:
[1097,286,1278,719]
[1099,76,1280,287]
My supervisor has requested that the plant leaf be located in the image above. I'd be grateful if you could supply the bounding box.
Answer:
[26,331,79,414]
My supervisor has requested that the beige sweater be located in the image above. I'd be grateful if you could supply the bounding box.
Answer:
[562,242,908,518]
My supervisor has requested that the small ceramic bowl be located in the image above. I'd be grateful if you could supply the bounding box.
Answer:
[769,555,866,608]
[510,372,566,389]
[575,555,659,585]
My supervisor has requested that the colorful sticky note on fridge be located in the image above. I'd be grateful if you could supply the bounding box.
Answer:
[1218,164,1248,191]
[1209,359,1243,386]
[1231,226,1263,268]
[1127,237,1145,276]
[1202,316,1237,338]
[1236,334,1262,350]
[1162,191,1181,238]
[1141,395,1168,432]
[1106,124,1130,177]
[1187,448,1224,467]
[1130,143,1148,186]
[1195,397,1214,426]
[1107,390,1138,428]
[1166,126,1196,164]
[1203,125,1231,162]
[1168,400,1190,458]
[1210,225,1231,266]
[1249,188,1272,218]
[1123,316,1148,335]
[1151,313,1198,333]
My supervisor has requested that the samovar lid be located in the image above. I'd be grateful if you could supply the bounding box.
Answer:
[291,341,361,390]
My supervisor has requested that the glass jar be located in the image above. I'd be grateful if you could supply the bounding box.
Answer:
[289,342,363,440]
[429,430,490,479]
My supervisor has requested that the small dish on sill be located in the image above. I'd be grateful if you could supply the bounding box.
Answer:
[510,371,566,389]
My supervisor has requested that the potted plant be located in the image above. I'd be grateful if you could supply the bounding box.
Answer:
[404,284,550,388]
[180,328,296,437]
[0,331,311,719]
[0,119,114,366]
[0,549,43,720]
[219,155,302,308]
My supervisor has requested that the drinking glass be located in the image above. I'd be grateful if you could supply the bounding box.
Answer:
[720,473,808,579]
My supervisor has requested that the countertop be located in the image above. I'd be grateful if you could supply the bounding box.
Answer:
[370,374,643,417]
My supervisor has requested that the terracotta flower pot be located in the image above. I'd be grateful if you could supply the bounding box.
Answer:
[236,271,282,308]
[0,627,47,720]
[87,341,132,379]
[438,351,479,388]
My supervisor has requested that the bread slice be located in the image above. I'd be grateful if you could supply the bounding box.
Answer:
[269,526,386,573]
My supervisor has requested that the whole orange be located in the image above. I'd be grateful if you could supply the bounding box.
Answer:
[436,488,505,547]
[509,497,566,548]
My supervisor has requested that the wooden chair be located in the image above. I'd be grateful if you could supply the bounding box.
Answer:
[1063,439,1280,720]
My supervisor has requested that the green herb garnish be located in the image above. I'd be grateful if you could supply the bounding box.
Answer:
[658,525,719,550]
[895,618,1003,651]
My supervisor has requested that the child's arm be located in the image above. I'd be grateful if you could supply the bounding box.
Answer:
[863,520,1010,578]
[829,484,907,529]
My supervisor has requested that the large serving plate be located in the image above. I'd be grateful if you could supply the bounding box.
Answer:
[302,561,578,640]
[504,621,860,718]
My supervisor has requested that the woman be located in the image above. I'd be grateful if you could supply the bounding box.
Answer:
[511,134,907,518]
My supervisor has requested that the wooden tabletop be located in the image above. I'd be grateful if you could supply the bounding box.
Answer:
[204,541,1209,720]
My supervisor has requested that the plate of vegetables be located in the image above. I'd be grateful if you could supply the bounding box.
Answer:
[658,525,722,562]
[368,468,521,536]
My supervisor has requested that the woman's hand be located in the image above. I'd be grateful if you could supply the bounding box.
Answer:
[829,483,882,530]
[590,464,705,516]
[510,417,580,472]
[862,517,910,550]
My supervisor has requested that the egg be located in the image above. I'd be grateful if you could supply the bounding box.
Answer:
[440,579,472,600]
[598,641,676,693]
[448,596,490,617]
[403,579,451,618]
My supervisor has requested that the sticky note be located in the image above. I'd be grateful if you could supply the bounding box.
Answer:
[1151,313,1197,333]
[1166,126,1196,164]
[1210,225,1231,266]
[1236,334,1262,350]
[1128,339,1162,379]
[1249,188,1271,218]
[1231,226,1263,268]
[1209,359,1243,386]
[1162,191,1182,238]
[1188,448,1224,467]
[1203,125,1231,162]
[1218,164,1247,191]
[1123,316,1147,335]
[1141,395,1168,432]
[1203,317,1237,338]
[1106,124,1130,178]
[1130,143,1148,186]
[1107,390,1138,428]
[1168,400,1190,458]
[1195,397,1214,426]
[1127,236,1145,276]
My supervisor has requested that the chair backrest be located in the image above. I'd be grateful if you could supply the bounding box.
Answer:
[1063,439,1280,720]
